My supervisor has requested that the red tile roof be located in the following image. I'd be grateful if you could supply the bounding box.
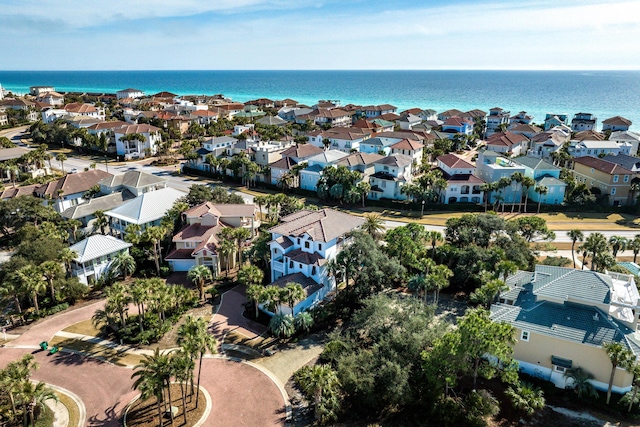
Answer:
[437,153,475,169]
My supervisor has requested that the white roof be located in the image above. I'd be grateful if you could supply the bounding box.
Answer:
[70,235,132,263]
[105,187,186,224]
[578,140,621,149]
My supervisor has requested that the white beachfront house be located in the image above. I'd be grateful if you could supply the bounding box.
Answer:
[69,235,132,285]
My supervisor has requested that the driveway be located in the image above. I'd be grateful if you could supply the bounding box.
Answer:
[210,285,267,341]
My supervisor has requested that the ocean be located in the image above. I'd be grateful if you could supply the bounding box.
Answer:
[1,70,639,130]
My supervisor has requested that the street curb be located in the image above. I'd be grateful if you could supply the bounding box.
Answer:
[45,382,86,427]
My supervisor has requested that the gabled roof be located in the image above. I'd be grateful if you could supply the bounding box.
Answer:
[184,202,256,218]
[536,176,566,186]
[435,168,484,184]
[105,187,186,224]
[509,123,542,134]
[336,152,384,167]
[603,116,632,126]
[602,154,640,172]
[281,144,323,159]
[64,103,98,114]
[573,156,633,175]
[117,88,143,93]
[255,115,287,126]
[512,156,560,171]
[70,235,131,263]
[61,190,135,220]
[0,147,30,162]
[573,130,605,141]
[113,124,160,135]
[306,150,349,164]
[269,209,365,243]
[99,170,167,190]
[390,139,424,151]
[437,153,474,169]
[0,184,39,200]
[439,108,464,117]
[35,170,113,199]
[374,153,413,168]
[486,131,529,147]
[270,157,297,170]
[610,131,640,142]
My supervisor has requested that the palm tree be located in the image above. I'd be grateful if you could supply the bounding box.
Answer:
[5,164,19,187]
[187,265,213,302]
[625,361,640,413]
[17,265,46,315]
[355,181,371,207]
[254,195,267,221]
[171,350,195,424]
[237,264,264,288]
[510,172,524,212]
[246,284,265,318]
[361,213,385,241]
[294,311,314,333]
[269,312,295,338]
[609,235,629,259]
[110,251,136,280]
[131,348,172,427]
[130,280,150,332]
[495,260,518,282]
[582,232,609,271]
[93,210,109,235]
[281,282,306,316]
[564,367,598,399]
[177,316,217,407]
[142,226,167,276]
[408,274,429,303]
[218,238,235,276]
[535,185,548,213]
[480,182,495,212]
[630,235,640,264]
[521,176,535,213]
[505,381,545,416]
[105,282,131,328]
[603,341,633,404]
[55,153,67,174]
[427,230,443,257]
[428,264,453,305]
[40,261,63,303]
[19,380,58,426]
[567,229,584,269]
[294,364,341,423]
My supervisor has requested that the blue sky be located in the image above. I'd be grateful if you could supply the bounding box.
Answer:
[1,0,639,70]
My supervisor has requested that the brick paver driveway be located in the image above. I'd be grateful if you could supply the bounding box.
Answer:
[211,285,267,340]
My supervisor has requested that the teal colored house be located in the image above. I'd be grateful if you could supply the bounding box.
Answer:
[512,156,566,205]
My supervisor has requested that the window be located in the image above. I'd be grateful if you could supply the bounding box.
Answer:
[318,244,322,251]
[624,175,630,182]
[611,188,616,195]
[311,266,317,275]
[613,175,619,183]
[591,168,594,173]
[520,330,530,342]
[383,166,389,171]
[304,241,310,249]
[381,181,386,188]
[289,261,293,268]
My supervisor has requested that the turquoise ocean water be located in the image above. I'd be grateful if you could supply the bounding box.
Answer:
[1,70,638,130]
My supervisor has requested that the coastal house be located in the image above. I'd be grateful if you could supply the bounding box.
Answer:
[511,156,566,205]
[571,112,598,132]
[485,131,529,156]
[113,124,162,159]
[269,144,323,187]
[69,234,132,285]
[29,86,56,96]
[475,150,525,205]
[116,88,145,100]
[485,107,510,136]
[509,111,533,125]
[166,202,258,274]
[36,91,64,106]
[491,266,640,393]
[441,117,473,137]
[0,111,8,126]
[567,139,627,158]
[508,123,542,140]
[191,109,220,126]
[98,170,167,197]
[105,187,186,238]
[299,150,350,192]
[389,138,424,170]
[267,209,365,314]
[368,154,413,201]
[609,131,640,156]
[64,102,106,120]
[306,128,370,152]
[396,113,423,130]
[363,104,397,119]
[335,152,384,178]
[314,108,353,127]
[61,191,135,234]
[254,141,295,167]
[34,169,113,213]
[602,116,632,132]
[434,154,484,204]
[437,109,465,121]
[544,114,569,131]
[528,132,567,160]
[570,156,633,206]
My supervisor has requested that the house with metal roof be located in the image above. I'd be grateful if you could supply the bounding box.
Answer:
[491,265,640,393]
[299,150,349,192]
[105,187,186,238]
[511,156,566,205]
[268,209,365,315]
[99,170,167,197]
[69,234,132,285]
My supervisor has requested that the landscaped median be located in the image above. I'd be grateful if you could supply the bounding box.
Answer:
[48,334,145,367]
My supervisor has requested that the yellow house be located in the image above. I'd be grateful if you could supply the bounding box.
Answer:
[491,266,640,393]
[571,156,633,206]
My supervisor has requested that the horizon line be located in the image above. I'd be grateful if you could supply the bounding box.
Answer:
[2,68,640,73]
